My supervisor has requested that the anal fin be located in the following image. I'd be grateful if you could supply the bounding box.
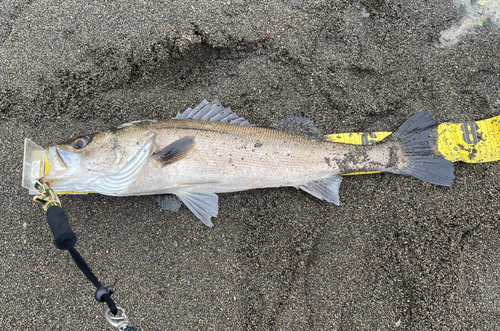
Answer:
[300,176,342,205]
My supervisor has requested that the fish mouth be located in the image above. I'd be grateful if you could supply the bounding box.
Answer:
[45,146,68,171]
[45,145,82,170]
[56,147,81,167]
[39,146,80,186]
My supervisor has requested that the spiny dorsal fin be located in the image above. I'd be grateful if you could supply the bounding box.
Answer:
[175,99,254,126]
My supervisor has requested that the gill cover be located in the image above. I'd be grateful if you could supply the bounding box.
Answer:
[43,132,156,194]
[92,134,155,194]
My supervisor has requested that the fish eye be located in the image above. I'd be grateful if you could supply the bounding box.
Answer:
[72,136,91,149]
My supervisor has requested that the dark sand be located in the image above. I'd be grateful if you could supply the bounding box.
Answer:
[1,0,499,330]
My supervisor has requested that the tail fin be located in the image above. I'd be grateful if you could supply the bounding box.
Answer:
[387,111,455,186]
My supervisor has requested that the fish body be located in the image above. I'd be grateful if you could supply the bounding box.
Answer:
[41,100,455,226]
[109,120,398,195]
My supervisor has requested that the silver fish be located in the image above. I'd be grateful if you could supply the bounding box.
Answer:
[41,100,455,226]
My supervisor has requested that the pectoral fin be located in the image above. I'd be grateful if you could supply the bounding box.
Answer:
[153,136,195,167]
[176,191,219,227]
[300,176,342,205]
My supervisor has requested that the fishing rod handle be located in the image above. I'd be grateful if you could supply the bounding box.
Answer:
[46,206,77,250]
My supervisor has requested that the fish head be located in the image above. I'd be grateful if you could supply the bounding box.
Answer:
[40,127,156,193]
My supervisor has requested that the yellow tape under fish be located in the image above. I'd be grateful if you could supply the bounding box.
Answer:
[46,115,500,193]
[327,115,500,175]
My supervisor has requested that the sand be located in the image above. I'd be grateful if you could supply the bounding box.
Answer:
[1,0,499,329]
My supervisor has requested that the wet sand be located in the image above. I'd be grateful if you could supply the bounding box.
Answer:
[1,0,499,329]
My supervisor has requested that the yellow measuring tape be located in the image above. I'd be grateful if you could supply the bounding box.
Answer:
[43,115,499,193]
[327,115,500,175]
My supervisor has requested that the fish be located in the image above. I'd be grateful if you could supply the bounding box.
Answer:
[40,100,455,227]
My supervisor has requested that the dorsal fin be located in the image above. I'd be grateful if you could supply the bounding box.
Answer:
[272,115,324,139]
[174,100,254,126]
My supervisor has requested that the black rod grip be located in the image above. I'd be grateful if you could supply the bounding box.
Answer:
[46,206,77,250]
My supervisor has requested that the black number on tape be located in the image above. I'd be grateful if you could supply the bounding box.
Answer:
[361,132,378,145]
[460,122,480,145]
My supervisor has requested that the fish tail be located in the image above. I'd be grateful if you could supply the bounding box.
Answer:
[386,111,455,186]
